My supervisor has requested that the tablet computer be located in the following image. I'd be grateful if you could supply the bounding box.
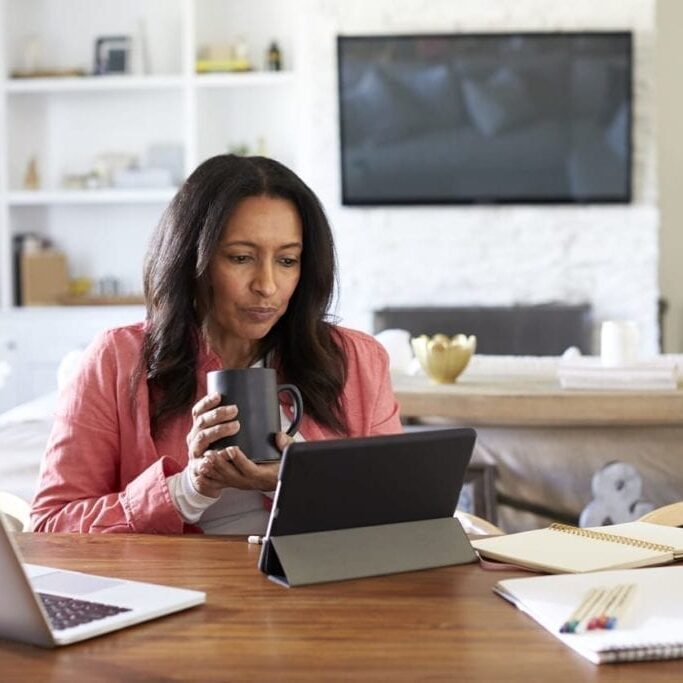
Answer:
[258,427,477,586]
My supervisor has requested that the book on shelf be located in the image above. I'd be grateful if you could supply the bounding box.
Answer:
[11,233,68,306]
[11,233,24,306]
[495,566,683,664]
[471,522,683,574]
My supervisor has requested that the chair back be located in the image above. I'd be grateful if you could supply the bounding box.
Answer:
[638,502,683,527]
[0,493,31,532]
[455,510,503,536]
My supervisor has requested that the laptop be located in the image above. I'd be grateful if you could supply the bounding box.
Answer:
[0,516,205,648]
[259,427,477,586]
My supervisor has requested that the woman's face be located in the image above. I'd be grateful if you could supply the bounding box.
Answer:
[208,195,303,351]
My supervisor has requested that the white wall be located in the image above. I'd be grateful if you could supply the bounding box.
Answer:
[656,0,683,352]
[295,0,659,354]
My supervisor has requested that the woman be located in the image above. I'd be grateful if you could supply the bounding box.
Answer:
[31,155,402,534]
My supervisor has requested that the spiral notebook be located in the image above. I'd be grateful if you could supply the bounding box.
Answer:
[495,566,683,664]
[472,522,683,574]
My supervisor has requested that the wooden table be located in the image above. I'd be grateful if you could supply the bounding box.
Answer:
[1,533,681,681]
[393,374,683,427]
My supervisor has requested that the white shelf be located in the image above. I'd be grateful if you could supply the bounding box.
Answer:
[6,75,186,94]
[194,71,294,88]
[8,189,177,206]
[0,0,299,312]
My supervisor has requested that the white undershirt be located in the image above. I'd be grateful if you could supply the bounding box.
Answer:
[167,407,304,534]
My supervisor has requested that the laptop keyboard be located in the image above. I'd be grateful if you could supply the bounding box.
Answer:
[38,592,132,631]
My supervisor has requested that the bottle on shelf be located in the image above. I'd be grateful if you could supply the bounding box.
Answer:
[267,41,282,71]
[233,36,252,71]
[23,157,40,190]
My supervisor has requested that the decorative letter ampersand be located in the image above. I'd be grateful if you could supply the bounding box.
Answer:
[579,461,654,527]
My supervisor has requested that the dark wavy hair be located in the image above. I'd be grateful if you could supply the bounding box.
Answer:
[137,154,348,435]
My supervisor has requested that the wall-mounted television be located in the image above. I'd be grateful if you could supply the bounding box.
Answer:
[337,32,632,205]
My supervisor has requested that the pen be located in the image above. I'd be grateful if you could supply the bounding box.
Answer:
[247,535,265,545]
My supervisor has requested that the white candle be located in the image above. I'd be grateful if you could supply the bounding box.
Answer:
[600,320,639,367]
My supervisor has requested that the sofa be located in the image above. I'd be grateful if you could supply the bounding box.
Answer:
[374,302,594,355]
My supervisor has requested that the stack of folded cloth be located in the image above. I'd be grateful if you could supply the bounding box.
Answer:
[558,355,681,391]
[464,354,560,379]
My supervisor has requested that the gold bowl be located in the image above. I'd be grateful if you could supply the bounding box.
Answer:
[411,333,477,384]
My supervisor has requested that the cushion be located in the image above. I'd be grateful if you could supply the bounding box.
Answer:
[462,67,534,137]
[343,61,464,144]
[571,57,610,119]
[604,103,629,160]
[0,361,9,393]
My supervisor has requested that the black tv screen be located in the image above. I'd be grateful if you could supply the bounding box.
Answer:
[337,32,632,205]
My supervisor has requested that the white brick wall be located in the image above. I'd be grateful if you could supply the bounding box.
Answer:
[294,0,658,353]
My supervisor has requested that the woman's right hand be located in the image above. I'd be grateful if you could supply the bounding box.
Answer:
[186,392,239,497]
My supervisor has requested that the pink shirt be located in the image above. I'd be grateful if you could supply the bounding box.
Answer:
[30,323,402,533]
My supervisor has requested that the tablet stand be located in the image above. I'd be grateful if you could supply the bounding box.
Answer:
[260,516,476,587]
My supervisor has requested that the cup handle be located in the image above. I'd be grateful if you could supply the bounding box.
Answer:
[277,384,303,436]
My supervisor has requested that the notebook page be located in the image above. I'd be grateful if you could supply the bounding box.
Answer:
[495,567,683,664]
[587,522,683,558]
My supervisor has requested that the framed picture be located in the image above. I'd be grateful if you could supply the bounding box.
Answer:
[94,36,131,75]
[456,464,498,523]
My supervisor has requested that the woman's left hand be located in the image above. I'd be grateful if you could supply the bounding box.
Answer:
[196,432,296,492]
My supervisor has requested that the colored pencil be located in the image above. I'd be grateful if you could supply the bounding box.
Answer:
[561,583,639,635]
[588,585,624,630]
[559,587,602,633]
[606,584,637,629]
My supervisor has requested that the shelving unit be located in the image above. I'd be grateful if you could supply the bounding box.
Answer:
[0,0,300,308]
[0,0,301,410]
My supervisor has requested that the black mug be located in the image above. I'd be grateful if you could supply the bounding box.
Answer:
[206,368,304,462]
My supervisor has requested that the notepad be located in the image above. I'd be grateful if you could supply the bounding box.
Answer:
[472,522,683,574]
[494,566,683,664]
